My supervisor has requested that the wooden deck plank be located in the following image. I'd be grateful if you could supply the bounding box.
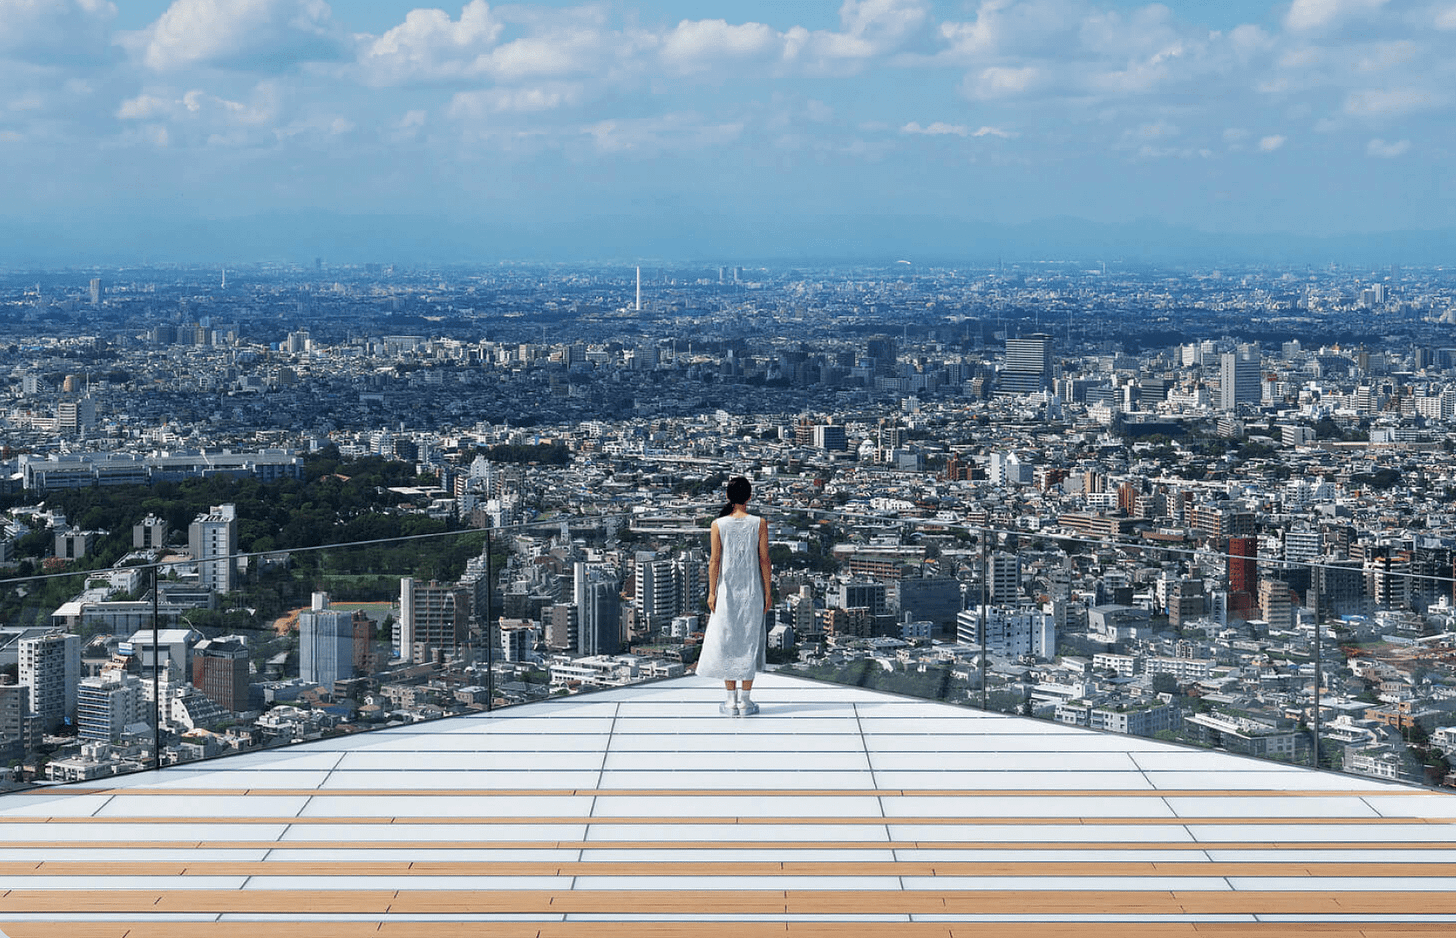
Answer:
[5,815,1443,827]
[10,859,1456,878]
[5,924,1452,938]
[4,839,1455,852]
[47,787,1439,798]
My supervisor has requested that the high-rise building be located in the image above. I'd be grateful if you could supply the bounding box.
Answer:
[133,514,168,549]
[0,683,36,761]
[999,334,1054,395]
[77,670,145,742]
[633,552,676,634]
[191,638,251,712]
[88,278,101,307]
[299,592,354,687]
[1227,537,1258,595]
[1219,352,1261,411]
[812,423,848,451]
[19,633,80,732]
[956,605,1056,659]
[398,577,469,663]
[574,562,621,656]
[1169,579,1206,629]
[988,551,1022,604]
[1258,578,1294,630]
[189,504,238,593]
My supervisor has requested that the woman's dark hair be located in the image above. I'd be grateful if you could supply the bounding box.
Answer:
[718,476,752,517]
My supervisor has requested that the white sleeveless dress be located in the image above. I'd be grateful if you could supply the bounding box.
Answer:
[696,514,766,681]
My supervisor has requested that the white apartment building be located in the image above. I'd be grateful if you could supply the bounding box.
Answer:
[19,632,80,732]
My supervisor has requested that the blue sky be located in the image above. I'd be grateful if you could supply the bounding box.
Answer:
[1,1,1453,261]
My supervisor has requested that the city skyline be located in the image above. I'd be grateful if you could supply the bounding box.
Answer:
[1,1,1453,264]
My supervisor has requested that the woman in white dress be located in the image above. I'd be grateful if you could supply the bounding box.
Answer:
[697,476,772,715]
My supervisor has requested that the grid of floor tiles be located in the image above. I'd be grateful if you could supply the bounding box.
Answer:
[2,672,1456,937]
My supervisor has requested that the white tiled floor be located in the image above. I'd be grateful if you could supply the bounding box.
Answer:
[3,671,1456,934]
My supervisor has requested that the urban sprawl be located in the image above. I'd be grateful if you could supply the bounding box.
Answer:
[3,259,1456,790]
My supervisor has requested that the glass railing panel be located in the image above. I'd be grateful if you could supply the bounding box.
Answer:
[5,510,1455,796]
[776,516,1455,792]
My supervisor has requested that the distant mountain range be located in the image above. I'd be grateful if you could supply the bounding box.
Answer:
[1,211,1450,268]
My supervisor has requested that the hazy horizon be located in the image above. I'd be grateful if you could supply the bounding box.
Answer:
[1,1,1452,265]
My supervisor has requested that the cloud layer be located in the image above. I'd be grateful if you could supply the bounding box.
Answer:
[1,0,1452,241]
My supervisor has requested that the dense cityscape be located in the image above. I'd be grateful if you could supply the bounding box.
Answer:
[3,259,1456,790]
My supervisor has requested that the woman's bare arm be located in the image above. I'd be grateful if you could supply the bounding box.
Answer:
[707,519,722,613]
[758,516,772,613]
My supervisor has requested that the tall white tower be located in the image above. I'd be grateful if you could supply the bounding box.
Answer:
[635,266,641,311]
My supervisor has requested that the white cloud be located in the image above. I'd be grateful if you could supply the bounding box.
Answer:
[902,120,968,136]
[1367,137,1410,157]
[1438,5,1456,29]
[825,0,929,58]
[116,93,170,120]
[659,19,782,75]
[965,65,1039,99]
[114,83,281,137]
[1344,87,1441,115]
[1259,134,1286,151]
[358,0,503,85]
[973,125,1016,137]
[0,0,117,62]
[125,0,343,72]
[1285,0,1391,33]
[448,83,582,117]
[581,113,743,154]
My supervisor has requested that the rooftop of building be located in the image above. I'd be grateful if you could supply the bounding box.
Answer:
[2,671,1456,937]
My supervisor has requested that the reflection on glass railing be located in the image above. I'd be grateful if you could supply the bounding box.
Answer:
[3,510,1454,794]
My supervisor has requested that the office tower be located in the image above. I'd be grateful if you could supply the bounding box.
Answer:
[133,514,167,549]
[828,579,888,617]
[77,671,146,742]
[1227,537,1258,595]
[191,638,251,712]
[956,605,1056,658]
[988,551,1022,603]
[351,610,378,675]
[1258,579,1293,630]
[56,397,96,434]
[286,330,309,354]
[88,278,100,307]
[865,335,897,376]
[1219,352,1260,411]
[898,576,964,632]
[189,504,238,593]
[1169,579,1206,629]
[299,593,354,686]
[19,633,80,733]
[812,423,848,451]
[546,603,578,651]
[633,552,676,634]
[0,683,35,760]
[999,334,1054,395]
[399,577,469,663]
[574,562,622,655]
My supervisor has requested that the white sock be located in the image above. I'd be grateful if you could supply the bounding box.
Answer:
[738,688,752,705]
[725,688,737,705]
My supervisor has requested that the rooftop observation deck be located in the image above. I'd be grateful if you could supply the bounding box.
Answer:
[2,672,1455,938]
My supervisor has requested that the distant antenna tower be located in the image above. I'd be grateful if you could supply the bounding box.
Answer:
[221,266,227,289]
[635,266,642,312]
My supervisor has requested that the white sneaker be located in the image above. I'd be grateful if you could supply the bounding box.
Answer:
[738,700,759,716]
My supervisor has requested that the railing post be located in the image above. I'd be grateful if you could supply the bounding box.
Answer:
[1312,562,1322,769]
[979,528,988,711]
[485,528,493,712]
[152,564,161,771]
